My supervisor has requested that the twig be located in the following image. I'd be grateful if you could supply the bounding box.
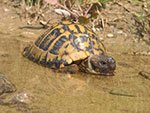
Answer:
[56,2,79,18]
[109,90,137,97]
[84,4,92,17]
[139,71,150,80]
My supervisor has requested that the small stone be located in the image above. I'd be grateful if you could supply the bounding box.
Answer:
[107,33,114,38]
[96,28,100,31]
[0,74,16,95]
[27,20,32,25]
[147,51,150,55]
[40,20,47,26]
[20,32,36,39]
[99,37,104,41]
[4,8,9,12]
[117,30,123,34]
[67,74,72,79]
[54,9,70,17]
[0,90,34,106]
[0,51,9,57]
[92,28,96,32]
[86,14,91,18]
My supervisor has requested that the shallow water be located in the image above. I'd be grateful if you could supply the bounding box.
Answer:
[0,6,150,113]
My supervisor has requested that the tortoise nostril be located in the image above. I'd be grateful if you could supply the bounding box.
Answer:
[107,57,116,70]
[108,57,115,64]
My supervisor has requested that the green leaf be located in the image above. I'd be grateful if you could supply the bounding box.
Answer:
[78,16,89,24]
[98,0,113,4]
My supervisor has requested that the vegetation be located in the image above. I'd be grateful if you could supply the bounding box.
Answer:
[12,0,150,40]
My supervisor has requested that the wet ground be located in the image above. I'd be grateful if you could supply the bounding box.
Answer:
[0,1,150,113]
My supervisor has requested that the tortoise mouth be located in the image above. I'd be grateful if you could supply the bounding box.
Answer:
[99,71,115,76]
[86,67,115,76]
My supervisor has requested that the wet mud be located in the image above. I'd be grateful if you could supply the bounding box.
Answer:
[0,1,150,113]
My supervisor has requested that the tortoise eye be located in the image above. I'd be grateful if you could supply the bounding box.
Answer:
[99,61,107,66]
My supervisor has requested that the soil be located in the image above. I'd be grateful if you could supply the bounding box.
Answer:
[0,0,150,113]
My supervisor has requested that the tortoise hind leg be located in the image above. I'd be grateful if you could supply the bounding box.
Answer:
[55,64,79,74]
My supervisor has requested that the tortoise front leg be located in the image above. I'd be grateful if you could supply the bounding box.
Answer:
[55,64,79,74]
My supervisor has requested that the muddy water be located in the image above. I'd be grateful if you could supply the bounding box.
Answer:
[0,7,150,113]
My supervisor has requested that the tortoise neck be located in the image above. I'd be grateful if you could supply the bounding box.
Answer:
[78,56,97,74]
[88,55,93,71]
[78,58,89,73]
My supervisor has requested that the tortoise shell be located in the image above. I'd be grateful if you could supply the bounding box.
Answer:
[23,21,106,69]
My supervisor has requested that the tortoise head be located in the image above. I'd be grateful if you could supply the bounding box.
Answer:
[87,54,116,76]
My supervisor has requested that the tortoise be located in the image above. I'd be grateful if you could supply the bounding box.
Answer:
[22,21,116,75]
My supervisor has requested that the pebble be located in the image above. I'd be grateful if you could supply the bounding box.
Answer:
[96,28,100,32]
[117,30,123,34]
[4,8,9,12]
[0,91,34,106]
[54,9,70,17]
[0,74,16,95]
[107,33,114,38]
[15,92,32,104]
[92,28,96,32]
[99,37,104,41]
[0,51,9,57]
[131,51,150,56]
[20,31,37,39]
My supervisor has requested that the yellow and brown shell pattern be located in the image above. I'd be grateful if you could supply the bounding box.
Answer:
[23,21,106,69]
